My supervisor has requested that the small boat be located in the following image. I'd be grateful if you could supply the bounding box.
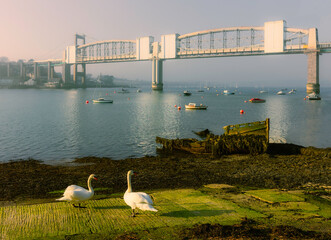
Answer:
[288,89,296,94]
[118,88,130,93]
[136,89,142,93]
[185,103,208,110]
[223,90,235,95]
[92,98,113,103]
[277,90,286,95]
[259,90,268,94]
[183,90,192,96]
[249,98,266,103]
[307,92,321,100]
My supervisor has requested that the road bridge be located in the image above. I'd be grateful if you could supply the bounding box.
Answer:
[3,20,331,94]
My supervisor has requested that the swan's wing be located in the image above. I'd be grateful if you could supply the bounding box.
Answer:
[135,192,158,212]
[135,192,154,205]
[63,185,92,201]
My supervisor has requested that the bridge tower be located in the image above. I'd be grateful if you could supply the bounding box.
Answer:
[73,34,86,86]
[306,28,320,94]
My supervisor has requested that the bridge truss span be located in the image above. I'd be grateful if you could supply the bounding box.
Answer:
[76,40,136,63]
[176,25,311,58]
[177,26,265,58]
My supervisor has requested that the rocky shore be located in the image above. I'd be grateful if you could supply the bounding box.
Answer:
[0,143,330,202]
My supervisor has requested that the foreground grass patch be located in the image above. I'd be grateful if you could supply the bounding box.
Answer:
[0,189,264,239]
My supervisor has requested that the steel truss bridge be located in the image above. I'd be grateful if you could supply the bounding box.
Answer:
[74,27,331,64]
[4,20,331,93]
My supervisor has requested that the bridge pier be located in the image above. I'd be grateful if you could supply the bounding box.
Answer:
[306,28,320,95]
[306,51,320,94]
[73,63,86,86]
[33,62,39,80]
[62,63,71,84]
[7,63,10,78]
[152,58,163,91]
[20,62,26,79]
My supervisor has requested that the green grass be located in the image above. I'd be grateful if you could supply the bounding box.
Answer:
[0,188,329,239]
[0,189,263,239]
[245,189,305,203]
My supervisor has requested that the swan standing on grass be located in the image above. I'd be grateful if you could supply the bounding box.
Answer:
[124,170,158,217]
[56,174,98,208]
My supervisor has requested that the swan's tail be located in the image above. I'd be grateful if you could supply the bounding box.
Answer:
[137,203,158,212]
[56,196,69,201]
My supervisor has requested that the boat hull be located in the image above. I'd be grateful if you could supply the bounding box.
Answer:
[185,104,207,110]
[92,99,113,103]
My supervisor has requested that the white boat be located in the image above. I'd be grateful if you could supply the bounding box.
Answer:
[259,90,268,94]
[307,92,321,100]
[185,103,208,110]
[223,90,234,95]
[288,89,296,94]
[277,90,286,95]
[92,98,113,103]
[136,89,142,93]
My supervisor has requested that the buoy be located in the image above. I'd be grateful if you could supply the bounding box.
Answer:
[244,100,247,103]
[240,109,244,114]
[178,106,181,110]
[86,100,89,104]
[174,104,177,107]
[304,98,306,100]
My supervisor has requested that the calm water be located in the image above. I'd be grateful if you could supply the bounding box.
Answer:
[1,85,330,163]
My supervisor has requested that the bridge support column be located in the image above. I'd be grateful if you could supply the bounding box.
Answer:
[73,63,86,87]
[7,63,10,78]
[306,51,320,94]
[152,58,163,91]
[20,62,25,79]
[48,62,52,81]
[62,64,71,84]
[33,62,38,80]
[81,63,86,86]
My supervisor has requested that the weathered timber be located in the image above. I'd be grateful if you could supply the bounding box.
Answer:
[156,119,270,156]
[223,118,270,142]
[156,134,268,156]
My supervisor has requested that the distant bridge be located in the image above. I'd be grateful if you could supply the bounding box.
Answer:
[3,20,331,94]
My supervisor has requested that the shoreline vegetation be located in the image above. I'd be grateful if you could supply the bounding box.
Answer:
[0,143,330,239]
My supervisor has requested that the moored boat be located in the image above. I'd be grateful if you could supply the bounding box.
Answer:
[183,90,192,96]
[185,103,208,110]
[92,98,113,103]
[307,92,321,100]
[249,98,266,103]
[223,90,234,95]
[277,90,286,95]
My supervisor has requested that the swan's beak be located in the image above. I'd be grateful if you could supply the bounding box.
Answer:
[93,177,98,180]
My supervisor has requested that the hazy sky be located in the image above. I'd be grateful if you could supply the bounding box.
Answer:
[1,0,331,87]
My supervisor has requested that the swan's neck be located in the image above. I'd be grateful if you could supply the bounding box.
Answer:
[87,176,94,193]
[127,173,132,193]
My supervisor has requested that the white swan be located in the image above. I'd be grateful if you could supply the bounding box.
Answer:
[56,174,98,208]
[124,170,158,217]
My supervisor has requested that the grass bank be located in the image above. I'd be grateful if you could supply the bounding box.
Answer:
[0,143,330,239]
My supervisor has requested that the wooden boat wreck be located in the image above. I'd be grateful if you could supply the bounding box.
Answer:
[156,118,270,156]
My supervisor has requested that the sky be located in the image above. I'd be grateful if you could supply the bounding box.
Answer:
[1,0,331,87]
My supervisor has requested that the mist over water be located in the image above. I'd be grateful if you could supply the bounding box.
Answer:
[0,85,330,163]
